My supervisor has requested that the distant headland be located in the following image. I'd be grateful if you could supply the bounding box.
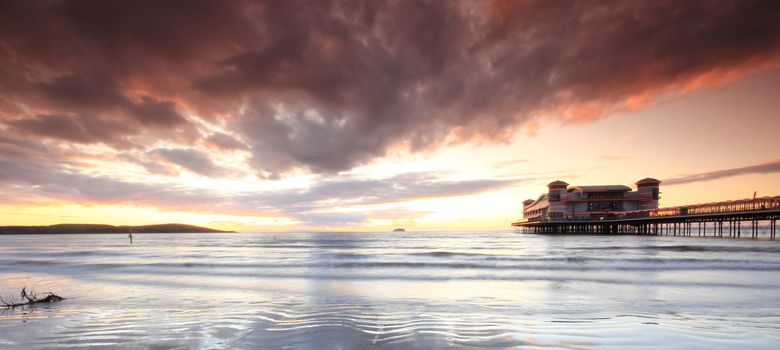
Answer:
[0,223,235,235]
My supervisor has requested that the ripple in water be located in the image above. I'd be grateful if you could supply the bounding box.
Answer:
[1,231,780,349]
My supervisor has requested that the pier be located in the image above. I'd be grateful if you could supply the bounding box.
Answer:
[512,196,780,238]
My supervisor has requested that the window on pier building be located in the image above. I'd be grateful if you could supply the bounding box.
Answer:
[587,192,623,199]
[588,201,619,211]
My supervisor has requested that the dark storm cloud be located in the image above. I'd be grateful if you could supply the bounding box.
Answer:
[663,159,780,186]
[125,97,187,127]
[208,0,780,175]
[7,114,137,146]
[34,73,187,127]
[2,0,779,177]
[0,0,246,146]
[1,72,189,150]
[36,74,126,112]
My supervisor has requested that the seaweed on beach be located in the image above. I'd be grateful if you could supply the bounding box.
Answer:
[0,287,64,308]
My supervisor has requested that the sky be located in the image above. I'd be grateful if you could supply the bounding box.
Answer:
[1,0,779,232]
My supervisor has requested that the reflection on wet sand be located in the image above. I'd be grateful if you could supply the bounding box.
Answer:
[2,232,780,349]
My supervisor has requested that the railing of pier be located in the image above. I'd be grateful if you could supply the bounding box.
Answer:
[517,196,780,223]
[622,196,780,219]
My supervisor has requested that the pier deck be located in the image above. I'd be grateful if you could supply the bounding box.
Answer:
[512,196,780,238]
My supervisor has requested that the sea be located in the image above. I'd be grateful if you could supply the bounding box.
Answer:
[1,231,779,349]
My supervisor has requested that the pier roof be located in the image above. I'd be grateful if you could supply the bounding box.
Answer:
[568,185,631,193]
[636,177,661,185]
[524,194,549,211]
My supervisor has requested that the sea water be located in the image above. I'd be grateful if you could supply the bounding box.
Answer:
[1,231,779,349]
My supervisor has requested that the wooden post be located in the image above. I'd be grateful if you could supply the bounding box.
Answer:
[737,221,741,238]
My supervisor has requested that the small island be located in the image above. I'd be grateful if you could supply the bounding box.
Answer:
[0,223,234,235]
[392,228,406,232]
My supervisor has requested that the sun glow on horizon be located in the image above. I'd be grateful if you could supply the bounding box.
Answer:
[1,2,780,231]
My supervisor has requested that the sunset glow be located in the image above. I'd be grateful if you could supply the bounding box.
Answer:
[1,0,779,231]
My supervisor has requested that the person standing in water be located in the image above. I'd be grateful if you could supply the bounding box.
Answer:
[128,231,133,244]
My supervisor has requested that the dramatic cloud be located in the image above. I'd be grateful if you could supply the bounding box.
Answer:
[664,159,780,186]
[0,149,521,224]
[150,148,222,177]
[1,0,779,177]
[0,153,228,213]
[1,0,780,225]
[202,132,248,152]
[7,114,137,147]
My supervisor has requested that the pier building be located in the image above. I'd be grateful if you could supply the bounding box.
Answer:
[513,180,780,238]
[522,178,661,222]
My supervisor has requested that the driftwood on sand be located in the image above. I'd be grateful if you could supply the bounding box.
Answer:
[0,287,64,308]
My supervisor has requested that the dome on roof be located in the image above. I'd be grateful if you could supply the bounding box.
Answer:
[522,199,535,205]
[547,180,569,187]
[636,177,661,185]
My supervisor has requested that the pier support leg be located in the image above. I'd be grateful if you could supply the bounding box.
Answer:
[752,220,757,239]
[737,221,741,238]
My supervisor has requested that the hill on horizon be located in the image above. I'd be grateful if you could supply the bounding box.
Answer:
[0,223,234,234]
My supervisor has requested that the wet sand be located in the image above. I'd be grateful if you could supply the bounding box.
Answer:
[2,231,779,349]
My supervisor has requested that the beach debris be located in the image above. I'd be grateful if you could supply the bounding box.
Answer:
[0,287,65,308]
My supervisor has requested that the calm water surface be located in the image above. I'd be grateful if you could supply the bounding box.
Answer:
[1,231,779,349]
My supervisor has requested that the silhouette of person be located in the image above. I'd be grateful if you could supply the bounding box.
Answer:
[129,232,133,244]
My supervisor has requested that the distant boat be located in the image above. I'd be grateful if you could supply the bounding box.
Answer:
[392,228,406,232]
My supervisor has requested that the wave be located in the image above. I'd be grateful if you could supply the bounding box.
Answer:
[579,245,780,253]
[4,256,780,273]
